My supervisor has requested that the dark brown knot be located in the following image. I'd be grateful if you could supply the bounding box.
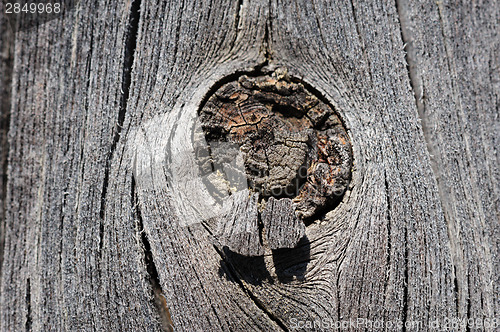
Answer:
[197,68,352,255]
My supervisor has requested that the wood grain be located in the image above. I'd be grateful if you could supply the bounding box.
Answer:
[216,190,264,256]
[1,1,166,330]
[397,0,500,322]
[0,0,497,331]
[262,197,305,250]
[0,4,13,280]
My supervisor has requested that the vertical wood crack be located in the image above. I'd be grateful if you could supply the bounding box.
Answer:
[132,176,173,332]
[25,278,31,332]
[395,0,440,189]
[395,0,424,118]
[230,0,244,51]
[396,0,462,321]
[384,172,392,296]
[99,0,141,252]
[262,0,272,61]
[402,226,408,332]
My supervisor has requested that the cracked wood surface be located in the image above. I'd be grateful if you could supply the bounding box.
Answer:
[0,0,498,331]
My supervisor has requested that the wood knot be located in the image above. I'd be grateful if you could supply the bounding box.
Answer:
[197,68,352,256]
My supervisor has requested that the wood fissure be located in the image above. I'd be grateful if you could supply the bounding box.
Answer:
[264,0,272,62]
[395,0,424,117]
[211,244,289,331]
[132,176,173,332]
[453,265,460,316]
[231,0,244,52]
[402,225,408,332]
[99,0,141,225]
[383,171,391,295]
[25,278,31,332]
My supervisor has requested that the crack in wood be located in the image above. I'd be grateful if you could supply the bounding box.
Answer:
[212,244,289,331]
[99,0,141,253]
[230,0,244,52]
[132,176,174,332]
[383,171,392,296]
[25,278,31,332]
[402,224,408,332]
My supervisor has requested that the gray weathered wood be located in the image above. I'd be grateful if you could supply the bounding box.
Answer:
[216,189,264,256]
[0,0,498,331]
[0,4,13,280]
[1,1,167,331]
[262,197,305,250]
[397,0,500,322]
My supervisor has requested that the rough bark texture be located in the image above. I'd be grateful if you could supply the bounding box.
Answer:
[0,0,498,331]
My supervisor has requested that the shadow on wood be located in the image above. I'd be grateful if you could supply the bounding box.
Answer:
[219,235,310,286]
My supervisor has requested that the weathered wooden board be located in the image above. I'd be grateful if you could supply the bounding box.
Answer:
[397,0,499,322]
[262,197,305,250]
[0,1,167,331]
[0,0,498,331]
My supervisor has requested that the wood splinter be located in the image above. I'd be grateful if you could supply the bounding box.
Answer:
[261,197,305,250]
[216,193,306,256]
[215,189,264,256]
